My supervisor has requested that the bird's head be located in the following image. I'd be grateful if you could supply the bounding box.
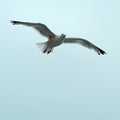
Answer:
[60,34,66,39]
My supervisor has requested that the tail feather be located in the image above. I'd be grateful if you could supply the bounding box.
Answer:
[36,42,47,53]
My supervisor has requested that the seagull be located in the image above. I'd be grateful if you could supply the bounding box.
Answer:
[11,20,106,55]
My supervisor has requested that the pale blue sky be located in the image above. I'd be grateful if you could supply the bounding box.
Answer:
[0,0,120,120]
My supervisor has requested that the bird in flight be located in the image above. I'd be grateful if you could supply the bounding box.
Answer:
[11,20,106,55]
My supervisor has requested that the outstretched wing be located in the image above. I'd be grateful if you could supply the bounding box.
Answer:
[11,20,56,38]
[64,38,106,55]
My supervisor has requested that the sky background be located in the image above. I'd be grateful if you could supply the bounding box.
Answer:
[0,0,120,120]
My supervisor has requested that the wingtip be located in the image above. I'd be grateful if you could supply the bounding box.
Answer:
[99,52,106,55]
[101,51,106,55]
[97,48,106,55]
[10,20,16,25]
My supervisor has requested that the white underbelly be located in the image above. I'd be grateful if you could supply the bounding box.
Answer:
[49,37,65,47]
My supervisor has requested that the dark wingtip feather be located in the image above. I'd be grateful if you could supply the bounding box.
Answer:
[10,20,21,25]
[10,20,16,25]
[98,48,106,55]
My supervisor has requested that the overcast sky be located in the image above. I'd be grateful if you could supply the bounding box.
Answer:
[0,0,120,120]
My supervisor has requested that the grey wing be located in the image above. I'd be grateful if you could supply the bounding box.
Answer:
[64,38,106,55]
[11,20,56,38]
